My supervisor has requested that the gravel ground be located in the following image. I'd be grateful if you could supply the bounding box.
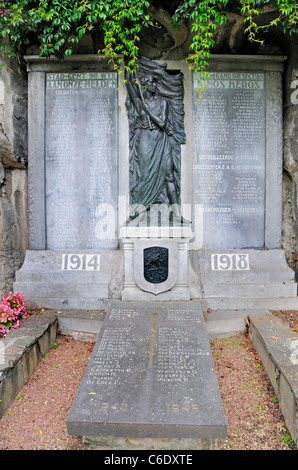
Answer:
[211,333,296,450]
[0,311,297,451]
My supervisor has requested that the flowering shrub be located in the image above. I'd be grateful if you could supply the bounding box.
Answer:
[0,292,28,338]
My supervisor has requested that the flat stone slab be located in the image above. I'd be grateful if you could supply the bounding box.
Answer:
[67,301,227,438]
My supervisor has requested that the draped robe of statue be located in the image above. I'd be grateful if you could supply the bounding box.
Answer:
[125,57,188,226]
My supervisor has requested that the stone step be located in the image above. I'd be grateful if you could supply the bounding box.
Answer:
[53,303,297,342]
[203,309,268,339]
[203,282,297,298]
[56,309,105,341]
[205,297,298,310]
[200,271,295,284]
[53,305,256,342]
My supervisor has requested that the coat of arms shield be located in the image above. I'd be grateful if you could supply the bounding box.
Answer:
[133,240,179,295]
[143,246,168,284]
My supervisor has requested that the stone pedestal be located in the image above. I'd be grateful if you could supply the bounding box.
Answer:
[121,235,191,301]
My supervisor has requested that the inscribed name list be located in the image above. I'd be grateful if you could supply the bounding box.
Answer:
[193,72,265,249]
[45,72,118,249]
[67,302,227,437]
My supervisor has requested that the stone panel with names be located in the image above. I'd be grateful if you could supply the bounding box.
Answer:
[193,72,265,248]
[67,302,227,438]
[45,72,118,249]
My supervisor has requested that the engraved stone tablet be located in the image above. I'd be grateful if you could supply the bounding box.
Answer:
[193,72,265,249]
[67,301,227,438]
[45,72,118,249]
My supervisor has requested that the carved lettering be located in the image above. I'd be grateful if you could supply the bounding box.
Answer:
[45,73,118,249]
[193,72,265,248]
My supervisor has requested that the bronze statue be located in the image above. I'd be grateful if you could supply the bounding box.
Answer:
[125,56,188,226]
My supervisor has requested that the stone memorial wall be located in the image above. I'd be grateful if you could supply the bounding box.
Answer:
[193,72,266,249]
[12,55,296,311]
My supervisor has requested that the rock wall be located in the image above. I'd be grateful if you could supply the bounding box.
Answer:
[0,56,28,297]
[283,36,298,280]
[0,6,297,297]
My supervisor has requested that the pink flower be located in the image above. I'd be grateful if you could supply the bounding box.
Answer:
[0,292,28,337]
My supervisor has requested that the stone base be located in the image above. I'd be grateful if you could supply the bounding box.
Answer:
[120,226,193,239]
[190,248,297,310]
[121,289,191,301]
[13,247,296,311]
[55,309,105,342]
[13,249,123,309]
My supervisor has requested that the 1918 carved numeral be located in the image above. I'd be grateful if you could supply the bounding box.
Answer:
[211,254,249,271]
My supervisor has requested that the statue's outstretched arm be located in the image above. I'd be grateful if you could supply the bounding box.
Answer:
[125,70,141,114]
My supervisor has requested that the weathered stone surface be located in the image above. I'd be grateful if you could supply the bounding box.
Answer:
[55,309,105,342]
[0,55,28,297]
[0,56,27,168]
[283,38,298,281]
[0,170,28,296]
[67,301,227,438]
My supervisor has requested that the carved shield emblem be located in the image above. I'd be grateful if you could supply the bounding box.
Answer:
[133,240,178,295]
[143,246,168,284]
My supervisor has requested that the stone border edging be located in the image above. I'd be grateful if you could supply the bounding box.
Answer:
[248,314,298,446]
[0,312,57,419]
[1,309,297,448]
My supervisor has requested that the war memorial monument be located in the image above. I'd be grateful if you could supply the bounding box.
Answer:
[5,47,293,444]
[0,0,297,449]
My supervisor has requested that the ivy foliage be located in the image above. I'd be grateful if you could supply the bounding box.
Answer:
[0,0,297,77]
[172,0,297,81]
[0,0,154,72]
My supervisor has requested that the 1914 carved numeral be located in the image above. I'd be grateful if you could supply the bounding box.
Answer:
[62,254,100,271]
